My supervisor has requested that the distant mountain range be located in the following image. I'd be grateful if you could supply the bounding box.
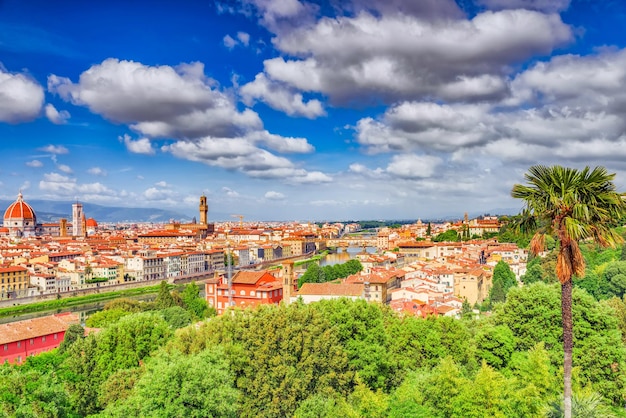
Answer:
[0,199,194,223]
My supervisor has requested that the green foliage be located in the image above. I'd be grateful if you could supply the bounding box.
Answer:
[432,229,460,242]
[489,260,518,305]
[85,277,109,284]
[100,348,240,418]
[64,312,173,414]
[58,323,85,354]
[179,281,212,320]
[183,302,353,418]
[155,280,176,309]
[492,282,626,402]
[86,307,132,327]
[298,259,363,288]
[475,324,515,369]
[159,305,192,329]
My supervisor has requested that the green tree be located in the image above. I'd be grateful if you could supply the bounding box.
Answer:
[511,165,625,418]
[432,229,460,242]
[426,222,432,236]
[475,324,515,369]
[100,348,240,417]
[181,281,210,319]
[492,282,626,404]
[155,280,175,309]
[603,261,626,298]
[86,307,132,327]
[298,263,327,287]
[58,323,85,353]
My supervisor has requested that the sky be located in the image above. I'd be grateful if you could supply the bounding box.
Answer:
[1,0,626,221]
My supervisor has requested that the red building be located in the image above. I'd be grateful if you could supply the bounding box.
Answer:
[0,312,79,364]
[205,270,284,314]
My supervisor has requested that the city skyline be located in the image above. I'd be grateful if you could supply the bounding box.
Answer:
[1,0,626,221]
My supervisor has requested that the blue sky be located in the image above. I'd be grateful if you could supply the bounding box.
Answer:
[1,0,626,221]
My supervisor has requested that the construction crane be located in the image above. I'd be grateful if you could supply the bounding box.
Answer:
[231,214,244,228]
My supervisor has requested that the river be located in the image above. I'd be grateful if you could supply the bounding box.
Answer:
[320,246,378,266]
[0,293,158,326]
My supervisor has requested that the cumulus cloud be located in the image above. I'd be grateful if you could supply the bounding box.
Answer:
[119,134,155,155]
[477,0,571,13]
[223,34,238,49]
[87,167,107,176]
[222,187,240,198]
[385,154,442,179]
[57,164,73,174]
[44,103,70,124]
[26,160,43,168]
[48,58,262,139]
[143,187,170,201]
[264,190,286,200]
[39,172,116,198]
[38,144,69,154]
[224,31,251,48]
[240,73,325,118]
[356,102,496,153]
[155,181,169,187]
[255,8,571,105]
[0,67,44,123]
[163,137,331,183]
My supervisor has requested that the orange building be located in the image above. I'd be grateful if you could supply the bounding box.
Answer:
[205,270,283,314]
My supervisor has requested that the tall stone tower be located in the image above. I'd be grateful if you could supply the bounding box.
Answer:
[282,260,295,305]
[199,195,208,225]
[72,202,84,237]
[59,218,67,238]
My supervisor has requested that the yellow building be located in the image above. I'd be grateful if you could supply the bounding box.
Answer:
[0,266,30,298]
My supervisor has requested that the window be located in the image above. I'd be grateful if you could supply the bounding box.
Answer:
[42,336,46,342]
[17,341,20,348]
[54,333,58,340]
[30,339,33,345]
[3,344,7,351]
[250,291,255,297]
[240,290,245,296]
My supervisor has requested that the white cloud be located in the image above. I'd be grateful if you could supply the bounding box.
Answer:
[264,190,286,200]
[240,73,325,118]
[223,34,238,49]
[38,144,69,154]
[57,164,73,174]
[87,167,107,176]
[237,31,250,46]
[155,181,169,187]
[258,9,571,104]
[119,134,155,155]
[162,134,327,182]
[38,172,116,198]
[143,187,170,201]
[477,0,571,13]
[44,103,70,124]
[222,187,240,198]
[385,154,442,179]
[0,67,44,123]
[49,59,262,139]
[26,160,43,168]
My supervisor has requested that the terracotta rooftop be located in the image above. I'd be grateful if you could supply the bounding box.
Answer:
[0,313,79,345]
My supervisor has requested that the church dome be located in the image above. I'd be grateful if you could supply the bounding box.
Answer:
[86,218,98,228]
[3,192,36,222]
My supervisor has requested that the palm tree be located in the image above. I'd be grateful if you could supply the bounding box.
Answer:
[511,165,625,418]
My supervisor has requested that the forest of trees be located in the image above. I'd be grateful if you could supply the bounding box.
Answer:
[3,276,626,416]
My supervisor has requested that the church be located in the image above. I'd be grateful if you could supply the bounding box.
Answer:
[2,192,40,238]
[2,192,96,239]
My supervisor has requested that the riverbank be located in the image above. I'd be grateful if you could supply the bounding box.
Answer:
[0,285,161,319]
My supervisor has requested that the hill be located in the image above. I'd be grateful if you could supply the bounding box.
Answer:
[0,199,193,223]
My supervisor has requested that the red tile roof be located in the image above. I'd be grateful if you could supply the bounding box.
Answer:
[0,313,79,345]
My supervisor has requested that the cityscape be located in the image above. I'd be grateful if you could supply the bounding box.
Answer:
[2,0,626,416]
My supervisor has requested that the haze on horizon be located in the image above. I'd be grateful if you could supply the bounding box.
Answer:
[1,0,625,221]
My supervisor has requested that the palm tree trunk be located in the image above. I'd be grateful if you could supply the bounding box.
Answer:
[562,279,573,418]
